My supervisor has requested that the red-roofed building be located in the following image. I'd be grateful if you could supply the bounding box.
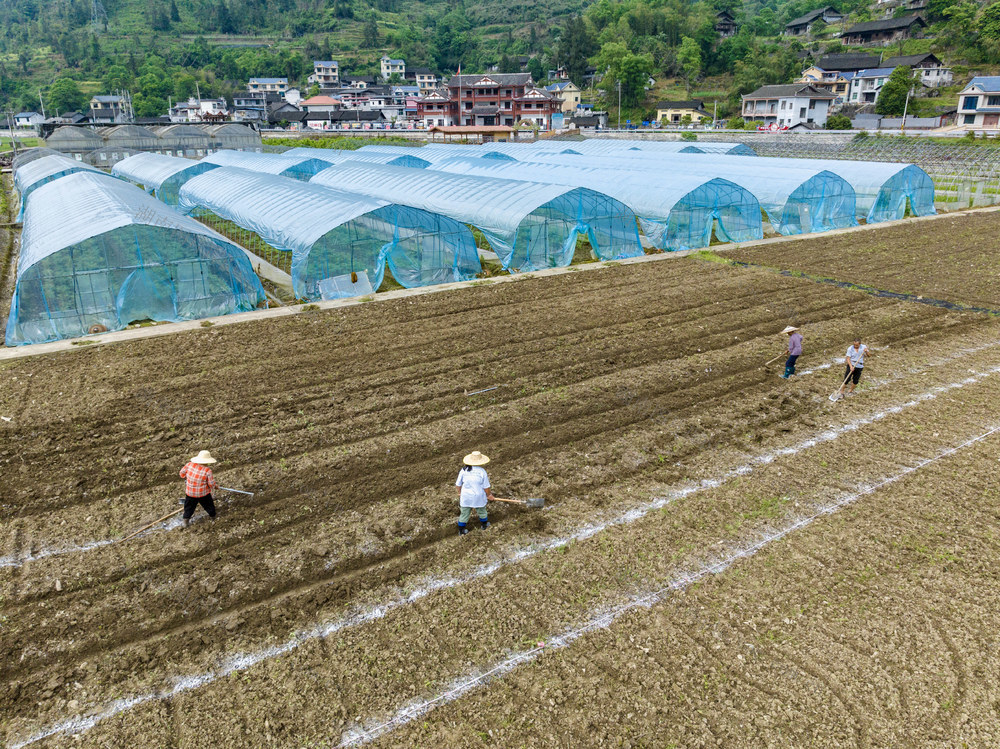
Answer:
[300,96,344,113]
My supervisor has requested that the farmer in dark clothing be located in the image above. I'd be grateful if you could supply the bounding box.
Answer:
[781,326,802,379]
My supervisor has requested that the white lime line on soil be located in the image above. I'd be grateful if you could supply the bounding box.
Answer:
[8,365,1000,748]
[0,336,993,570]
[337,423,1000,747]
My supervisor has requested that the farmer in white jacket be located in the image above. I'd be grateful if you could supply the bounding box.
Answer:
[456,451,496,535]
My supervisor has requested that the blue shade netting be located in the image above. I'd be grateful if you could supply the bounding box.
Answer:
[112,152,221,206]
[727,157,934,223]
[6,172,266,346]
[432,156,762,250]
[13,154,102,218]
[518,152,857,235]
[177,167,480,299]
[310,161,643,271]
[202,150,334,181]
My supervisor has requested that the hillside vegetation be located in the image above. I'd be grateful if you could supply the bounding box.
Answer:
[0,0,998,119]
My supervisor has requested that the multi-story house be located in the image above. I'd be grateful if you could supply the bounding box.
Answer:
[311,61,340,87]
[248,77,288,95]
[169,97,228,123]
[380,56,405,80]
[404,67,439,92]
[416,73,560,128]
[847,68,894,105]
[545,81,580,113]
[89,95,127,124]
[742,83,834,128]
[784,6,844,35]
[881,53,952,87]
[841,15,926,45]
[957,77,1000,129]
[715,10,738,37]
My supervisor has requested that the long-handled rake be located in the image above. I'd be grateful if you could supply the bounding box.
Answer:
[762,350,787,370]
[134,487,256,540]
[492,496,545,509]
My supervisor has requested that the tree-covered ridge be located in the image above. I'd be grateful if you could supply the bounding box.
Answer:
[0,0,999,117]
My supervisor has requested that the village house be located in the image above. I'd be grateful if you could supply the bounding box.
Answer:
[248,77,288,95]
[840,15,926,45]
[784,6,844,35]
[545,81,581,113]
[89,95,127,124]
[881,53,952,87]
[654,100,711,124]
[814,53,881,73]
[847,68,895,105]
[416,73,560,128]
[742,83,834,128]
[168,97,228,123]
[715,10,738,37]
[310,61,340,87]
[14,111,44,128]
[404,67,439,92]
[957,76,1000,129]
[380,56,405,80]
[798,66,856,103]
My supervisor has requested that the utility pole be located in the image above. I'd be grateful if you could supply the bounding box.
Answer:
[617,79,621,130]
[38,88,46,119]
[901,86,913,132]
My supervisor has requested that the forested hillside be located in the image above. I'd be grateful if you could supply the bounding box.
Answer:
[0,0,999,119]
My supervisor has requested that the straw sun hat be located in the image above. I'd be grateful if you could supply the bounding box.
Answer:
[781,326,800,334]
[190,450,218,465]
[463,451,490,466]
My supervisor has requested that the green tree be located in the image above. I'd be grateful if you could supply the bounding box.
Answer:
[825,113,852,130]
[170,0,181,22]
[978,1,1000,43]
[595,42,654,107]
[103,65,133,92]
[215,1,236,33]
[47,77,87,113]
[875,66,916,116]
[677,36,701,95]
[556,16,597,86]
[362,14,380,47]
[173,72,197,100]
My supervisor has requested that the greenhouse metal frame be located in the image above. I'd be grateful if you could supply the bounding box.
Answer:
[310,161,644,271]
[112,152,221,206]
[6,171,265,346]
[432,156,763,250]
[177,167,481,299]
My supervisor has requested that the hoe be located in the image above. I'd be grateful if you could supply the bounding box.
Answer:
[491,496,546,509]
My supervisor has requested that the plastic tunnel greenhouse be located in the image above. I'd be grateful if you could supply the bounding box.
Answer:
[13,153,102,218]
[432,156,762,250]
[6,172,265,346]
[202,150,334,181]
[522,151,857,236]
[177,167,481,299]
[283,147,432,169]
[722,157,935,223]
[310,161,644,271]
[112,152,220,206]
[357,145,515,164]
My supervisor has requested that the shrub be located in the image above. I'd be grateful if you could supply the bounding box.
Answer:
[826,114,853,130]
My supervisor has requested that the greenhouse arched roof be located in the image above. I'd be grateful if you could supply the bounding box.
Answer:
[112,152,220,205]
[203,150,336,181]
[6,171,265,346]
[310,161,643,271]
[721,156,935,222]
[521,151,857,235]
[45,126,103,151]
[432,156,762,250]
[177,167,480,299]
[359,144,516,163]
[285,147,431,169]
[13,153,102,218]
[522,139,757,156]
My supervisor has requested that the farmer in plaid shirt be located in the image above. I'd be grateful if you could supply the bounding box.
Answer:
[179,450,218,526]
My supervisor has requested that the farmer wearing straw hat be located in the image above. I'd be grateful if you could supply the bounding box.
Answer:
[179,450,219,527]
[456,451,496,535]
[781,326,803,379]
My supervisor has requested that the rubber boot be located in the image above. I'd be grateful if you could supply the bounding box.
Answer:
[480,519,491,530]
[458,523,468,536]
[781,366,792,379]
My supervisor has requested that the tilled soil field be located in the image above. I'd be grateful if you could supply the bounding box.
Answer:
[727,209,1000,310]
[2,240,1000,747]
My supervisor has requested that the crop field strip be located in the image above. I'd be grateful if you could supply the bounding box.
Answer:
[11,317,1000,748]
[725,210,1000,312]
[2,245,999,745]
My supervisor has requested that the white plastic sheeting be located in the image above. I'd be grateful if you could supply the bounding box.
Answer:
[518,151,858,235]
[6,172,265,345]
[474,140,758,157]
[431,155,762,250]
[112,152,220,205]
[282,147,431,169]
[13,153,102,217]
[201,150,334,181]
[177,167,480,299]
[309,161,643,271]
